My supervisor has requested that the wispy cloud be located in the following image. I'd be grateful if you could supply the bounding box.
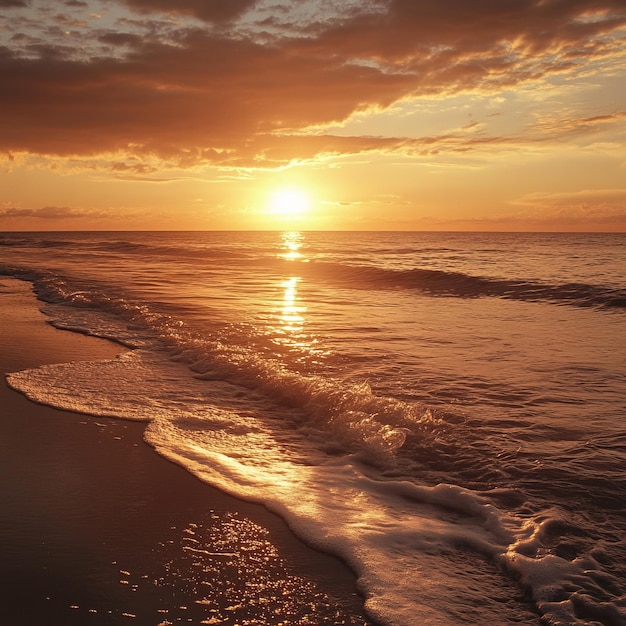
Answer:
[0,205,90,219]
[512,188,626,217]
[532,109,626,136]
[501,189,626,230]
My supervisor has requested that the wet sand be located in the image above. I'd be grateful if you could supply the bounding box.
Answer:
[0,278,372,625]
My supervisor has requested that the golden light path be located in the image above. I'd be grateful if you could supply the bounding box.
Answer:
[279,231,303,261]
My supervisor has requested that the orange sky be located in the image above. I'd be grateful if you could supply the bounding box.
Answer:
[1,0,625,231]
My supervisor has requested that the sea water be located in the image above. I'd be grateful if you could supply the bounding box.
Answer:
[1,231,625,625]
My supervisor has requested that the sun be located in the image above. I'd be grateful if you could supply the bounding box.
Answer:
[269,188,312,219]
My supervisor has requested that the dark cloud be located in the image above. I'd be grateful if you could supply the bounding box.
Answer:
[0,31,402,160]
[0,0,28,6]
[97,32,144,48]
[119,0,258,23]
[0,0,624,167]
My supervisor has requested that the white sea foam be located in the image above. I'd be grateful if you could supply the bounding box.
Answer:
[6,343,610,626]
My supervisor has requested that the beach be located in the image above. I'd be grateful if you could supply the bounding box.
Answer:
[0,278,372,625]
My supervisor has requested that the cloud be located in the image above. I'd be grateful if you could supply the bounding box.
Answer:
[0,203,160,228]
[97,32,144,48]
[0,205,88,219]
[508,188,626,228]
[0,0,624,167]
[0,0,28,7]
[514,188,626,211]
[120,0,258,23]
[391,188,626,231]
[532,110,626,137]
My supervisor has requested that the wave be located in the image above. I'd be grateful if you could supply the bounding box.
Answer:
[6,319,623,626]
[0,233,255,262]
[294,261,626,311]
[1,264,609,488]
[0,235,71,248]
[0,266,432,461]
[2,232,624,310]
[83,239,252,261]
[3,270,625,625]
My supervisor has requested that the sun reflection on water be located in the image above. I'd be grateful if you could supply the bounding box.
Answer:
[265,232,329,366]
[280,277,305,334]
[276,232,307,339]
[278,231,305,261]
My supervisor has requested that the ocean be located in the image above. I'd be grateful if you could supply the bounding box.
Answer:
[1,230,624,625]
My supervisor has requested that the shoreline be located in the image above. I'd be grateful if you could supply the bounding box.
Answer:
[0,278,373,625]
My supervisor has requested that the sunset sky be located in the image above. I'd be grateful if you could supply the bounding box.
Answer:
[1,0,625,231]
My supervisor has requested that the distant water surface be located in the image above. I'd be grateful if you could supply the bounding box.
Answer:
[1,231,625,625]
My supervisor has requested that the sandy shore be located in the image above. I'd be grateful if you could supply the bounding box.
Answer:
[0,278,372,625]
